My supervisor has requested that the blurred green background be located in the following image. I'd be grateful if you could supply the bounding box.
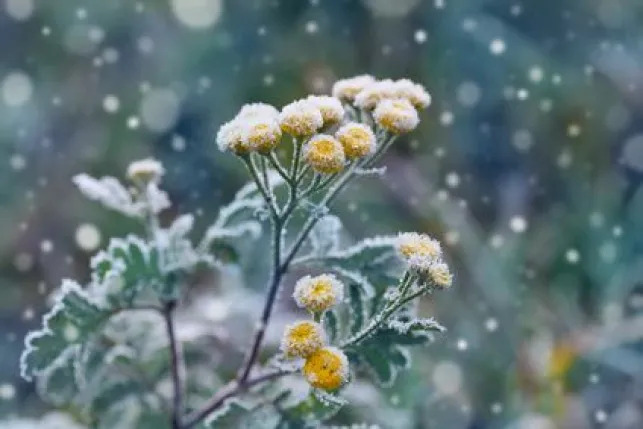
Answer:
[2,0,643,427]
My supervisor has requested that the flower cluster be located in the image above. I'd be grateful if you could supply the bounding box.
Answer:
[281,273,349,391]
[396,232,453,288]
[126,158,165,184]
[216,74,431,175]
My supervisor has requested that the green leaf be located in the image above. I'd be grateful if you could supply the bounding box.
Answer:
[21,280,112,381]
[206,398,281,429]
[323,310,339,344]
[347,283,365,335]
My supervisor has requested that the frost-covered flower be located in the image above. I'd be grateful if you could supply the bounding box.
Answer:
[427,262,453,288]
[303,135,346,174]
[332,74,376,102]
[307,95,345,126]
[279,99,324,136]
[396,232,442,262]
[393,79,432,109]
[373,98,419,134]
[237,102,280,119]
[354,79,396,110]
[126,158,165,184]
[335,122,376,160]
[293,274,344,313]
[303,346,349,390]
[216,119,250,154]
[244,116,282,153]
[281,320,326,358]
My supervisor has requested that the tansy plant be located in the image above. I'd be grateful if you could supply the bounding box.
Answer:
[20,76,451,429]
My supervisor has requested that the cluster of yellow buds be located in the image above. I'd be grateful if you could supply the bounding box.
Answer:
[280,274,349,391]
[396,232,453,288]
[216,75,430,175]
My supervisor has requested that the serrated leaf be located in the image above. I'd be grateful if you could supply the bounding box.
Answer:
[21,280,111,381]
[35,356,79,406]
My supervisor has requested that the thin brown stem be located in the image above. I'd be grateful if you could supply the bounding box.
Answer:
[163,301,185,429]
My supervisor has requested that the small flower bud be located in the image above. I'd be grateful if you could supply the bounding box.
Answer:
[303,346,349,390]
[307,95,345,126]
[293,274,344,313]
[303,135,346,175]
[216,119,250,154]
[332,75,376,102]
[353,79,396,110]
[393,79,432,109]
[396,232,442,262]
[427,262,453,288]
[279,100,324,137]
[244,117,282,153]
[373,98,419,134]
[126,158,165,184]
[335,122,376,160]
[281,320,326,359]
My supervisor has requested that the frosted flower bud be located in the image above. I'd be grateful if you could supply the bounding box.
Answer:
[303,346,349,390]
[126,158,165,184]
[237,102,280,119]
[335,122,376,160]
[427,262,453,288]
[303,135,346,175]
[216,119,250,154]
[354,79,396,110]
[307,95,345,126]
[279,99,324,137]
[373,98,419,134]
[281,320,326,359]
[293,274,344,313]
[243,117,282,153]
[393,79,432,109]
[396,232,442,262]
[332,74,376,102]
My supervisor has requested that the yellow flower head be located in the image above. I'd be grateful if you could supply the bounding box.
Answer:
[303,347,349,390]
[307,95,345,126]
[293,274,344,313]
[126,158,165,184]
[216,119,250,154]
[396,232,442,262]
[373,98,419,134]
[244,117,282,153]
[237,102,279,119]
[354,79,396,110]
[331,74,376,102]
[303,135,346,175]
[279,99,324,137]
[427,262,453,288]
[335,122,376,160]
[393,79,432,109]
[281,320,326,359]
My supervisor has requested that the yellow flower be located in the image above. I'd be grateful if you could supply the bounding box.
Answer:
[303,135,346,174]
[293,274,344,313]
[373,98,419,134]
[427,262,453,288]
[335,122,376,160]
[393,79,432,109]
[396,232,442,261]
[281,320,326,359]
[303,347,349,390]
[307,95,345,126]
[279,99,324,137]
[126,158,165,184]
[216,119,250,154]
[244,118,282,153]
[354,79,396,110]
[331,75,376,102]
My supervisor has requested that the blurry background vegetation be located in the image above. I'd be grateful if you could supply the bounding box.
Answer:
[2,0,643,427]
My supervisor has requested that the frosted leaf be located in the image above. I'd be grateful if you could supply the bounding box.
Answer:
[307,214,342,256]
[72,175,170,217]
[353,166,387,176]
[20,280,110,381]
[0,413,87,429]
[204,397,281,428]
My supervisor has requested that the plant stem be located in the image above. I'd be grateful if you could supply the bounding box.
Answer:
[163,301,185,429]
[183,370,291,429]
